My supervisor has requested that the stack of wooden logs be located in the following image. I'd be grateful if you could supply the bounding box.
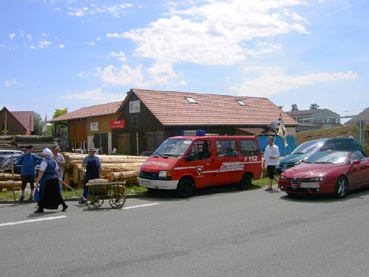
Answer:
[62,153,147,188]
[0,135,59,155]
[0,173,21,191]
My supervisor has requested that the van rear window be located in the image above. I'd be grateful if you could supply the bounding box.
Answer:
[216,139,238,157]
[240,139,259,156]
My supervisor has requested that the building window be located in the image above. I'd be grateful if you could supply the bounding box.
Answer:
[131,114,139,127]
[185,96,197,104]
[145,132,164,151]
[236,99,246,106]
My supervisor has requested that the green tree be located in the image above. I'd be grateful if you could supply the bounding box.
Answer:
[49,108,68,135]
[33,112,43,135]
[53,108,68,118]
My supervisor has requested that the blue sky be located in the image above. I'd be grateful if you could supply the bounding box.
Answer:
[1,0,368,123]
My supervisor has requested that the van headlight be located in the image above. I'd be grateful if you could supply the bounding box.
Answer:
[158,171,168,178]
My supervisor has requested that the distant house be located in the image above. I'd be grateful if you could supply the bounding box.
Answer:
[49,101,122,153]
[114,89,297,155]
[286,108,341,132]
[0,107,34,135]
[345,107,369,125]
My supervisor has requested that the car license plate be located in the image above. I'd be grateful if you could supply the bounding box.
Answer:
[139,179,152,186]
[300,182,320,189]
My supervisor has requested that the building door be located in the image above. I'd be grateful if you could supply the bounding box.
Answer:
[118,133,131,154]
[94,133,109,154]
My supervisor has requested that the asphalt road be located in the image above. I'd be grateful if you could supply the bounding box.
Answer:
[1,186,369,277]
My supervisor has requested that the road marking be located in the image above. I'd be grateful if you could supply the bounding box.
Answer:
[0,215,67,227]
[123,203,160,210]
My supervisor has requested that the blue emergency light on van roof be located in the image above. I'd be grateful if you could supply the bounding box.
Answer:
[181,130,206,136]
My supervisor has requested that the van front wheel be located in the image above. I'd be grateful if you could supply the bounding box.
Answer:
[177,178,194,197]
[239,173,252,190]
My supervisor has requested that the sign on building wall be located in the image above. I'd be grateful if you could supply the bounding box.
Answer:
[90,122,98,131]
[129,100,140,113]
[110,120,125,129]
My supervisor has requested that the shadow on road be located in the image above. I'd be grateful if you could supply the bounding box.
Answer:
[279,187,369,203]
[139,184,261,201]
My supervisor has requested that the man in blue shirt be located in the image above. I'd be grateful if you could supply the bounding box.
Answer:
[15,145,43,201]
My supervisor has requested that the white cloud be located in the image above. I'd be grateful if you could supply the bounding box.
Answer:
[95,63,186,87]
[147,62,187,86]
[230,67,358,96]
[108,51,127,62]
[66,2,133,17]
[120,0,309,65]
[9,33,16,40]
[59,43,65,48]
[63,88,126,103]
[4,78,23,88]
[77,71,88,78]
[106,33,122,39]
[97,64,147,87]
[30,39,52,49]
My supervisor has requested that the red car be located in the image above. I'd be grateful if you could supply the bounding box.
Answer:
[278,150,369,198]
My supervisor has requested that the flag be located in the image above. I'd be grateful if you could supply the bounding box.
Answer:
[42,114,48,133]
[277,111,288,147]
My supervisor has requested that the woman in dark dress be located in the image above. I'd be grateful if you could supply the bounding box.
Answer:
[34,148,68,213]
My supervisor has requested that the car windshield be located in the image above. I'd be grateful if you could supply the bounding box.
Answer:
[153,138,193,157]
[291,140,326,154]
[305,151,348,164]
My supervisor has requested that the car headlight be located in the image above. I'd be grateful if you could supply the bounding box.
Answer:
[158,171,168,178]
[294,160,301,165]
[280,175,288,180]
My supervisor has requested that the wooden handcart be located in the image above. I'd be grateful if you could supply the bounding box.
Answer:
[86,179,126,210]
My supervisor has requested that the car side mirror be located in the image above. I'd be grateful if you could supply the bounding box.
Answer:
[353,160,361,165]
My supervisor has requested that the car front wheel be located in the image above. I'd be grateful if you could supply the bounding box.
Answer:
[335,176,348,199]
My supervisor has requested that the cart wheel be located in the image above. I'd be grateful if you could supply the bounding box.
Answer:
[86,196,103,210]
[109,193,126,209]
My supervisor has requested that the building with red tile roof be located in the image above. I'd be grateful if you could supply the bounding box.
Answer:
[0,107,33,135]
[50,89,297,154]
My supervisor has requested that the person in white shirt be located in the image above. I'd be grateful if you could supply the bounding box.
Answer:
[263,136,280,191]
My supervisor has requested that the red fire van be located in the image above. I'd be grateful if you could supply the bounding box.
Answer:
[138,135,262,197]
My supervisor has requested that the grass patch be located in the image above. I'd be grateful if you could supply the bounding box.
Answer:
[253,177,275,188]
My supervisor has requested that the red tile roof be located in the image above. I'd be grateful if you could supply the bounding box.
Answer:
[11,111,34,132]
[49,101,122,122]
[130,89,297,126]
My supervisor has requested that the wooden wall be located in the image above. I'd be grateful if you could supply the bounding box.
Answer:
[296,124,369,154]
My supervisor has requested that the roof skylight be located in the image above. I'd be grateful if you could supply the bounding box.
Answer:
[185,96,197,103]
[236,99,246,106]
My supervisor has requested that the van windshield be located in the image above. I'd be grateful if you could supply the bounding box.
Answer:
[153,138,193,157]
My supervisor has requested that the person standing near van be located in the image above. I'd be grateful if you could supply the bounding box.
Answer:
[263,136,280,191]
[15,145,43,201]
[79,148,101,203]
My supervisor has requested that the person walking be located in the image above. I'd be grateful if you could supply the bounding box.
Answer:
[263,136,280,191]
[34,148,68,213]
[79,148,101,204]
[51,145,65,191]
[15,145,43,201]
